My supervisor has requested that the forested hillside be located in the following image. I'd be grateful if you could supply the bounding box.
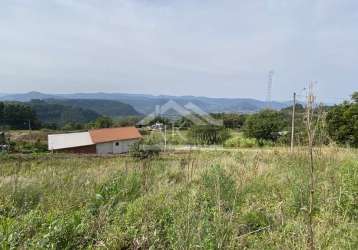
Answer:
[0,102,40,129]
[44,99,140,117]
[27,100,99,127]
[0,101,99,129]
[0,98,141,130]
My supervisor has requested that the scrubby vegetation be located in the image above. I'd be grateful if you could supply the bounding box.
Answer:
[1,91,358,151]
[188,125,230,145]
[326,93,358,147]
[0,148,357,249]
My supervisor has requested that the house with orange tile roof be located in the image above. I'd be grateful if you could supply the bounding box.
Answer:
[48,127,142,154]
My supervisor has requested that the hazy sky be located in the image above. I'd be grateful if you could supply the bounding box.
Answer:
[0,0,357,102]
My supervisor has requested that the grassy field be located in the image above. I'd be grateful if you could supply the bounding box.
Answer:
[0,148,357,249]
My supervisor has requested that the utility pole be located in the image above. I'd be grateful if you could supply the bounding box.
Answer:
[290,92,296,152]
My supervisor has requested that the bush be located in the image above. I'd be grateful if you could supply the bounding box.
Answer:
[337,160,358,220]
[36,211,91,249]
[89,171,142,215]
[224,136,257,148]
[167,132,188,145]
[200,165,237,210]
[326,96,358,147]
[11,140,48,154]
[188,125,230,145]
[243,109,287,142]
[0,184,42,217]
[240,210,273,232]
[129,141,161,160]
[143,131,163,145]
[90,116,113,129]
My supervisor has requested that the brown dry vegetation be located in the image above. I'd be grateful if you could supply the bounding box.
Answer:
[0,148,357,249]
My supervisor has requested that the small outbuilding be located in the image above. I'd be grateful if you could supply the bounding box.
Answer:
[48,127,142,154]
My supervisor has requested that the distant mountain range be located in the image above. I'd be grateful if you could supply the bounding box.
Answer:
[0,91,294,114]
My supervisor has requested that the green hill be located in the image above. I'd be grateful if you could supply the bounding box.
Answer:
[27,100,99,126]
[45,99,141,117]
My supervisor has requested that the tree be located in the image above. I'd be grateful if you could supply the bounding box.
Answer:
[174,116,194,128]
[116,116,141,127]
[0,102,4,127]
[211,113,247,129]
[62,122,84,131]
[326,94,358,147]
[352,91,358,103]
[29,99,99,127]
[2,102,40,129]
[188,125,230,145]
[94,116,113,128]
[243,109,287,141]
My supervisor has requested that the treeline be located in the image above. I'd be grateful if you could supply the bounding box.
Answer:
[326,92,358,147]
[225,92,357,147]
[0,101,99,130]
[44,99,140,117]
[147,91,358,147]
[29,100,99,128]
[1,91,357,147]
[241,92,357,147]
[0,102,40,130]
[0,99,142,130]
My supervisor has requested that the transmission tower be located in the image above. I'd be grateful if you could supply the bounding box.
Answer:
[266,70,274,109]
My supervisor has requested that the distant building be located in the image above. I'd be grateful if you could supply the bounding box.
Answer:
[151,122,164,131]
[48,127,142,154]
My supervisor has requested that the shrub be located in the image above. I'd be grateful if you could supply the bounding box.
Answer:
[224,136,257,148]
[0,184,42,217]
[12,140,48,154]
[200,165,237,210]
[36,211,91,249]
[337,160,358,220]
[89,171,142,215]
[143,132,163,145]
[240,210,273,232]
[92,116,113,129]
[129,141,161,160]
[243,109,287,142]
[188,125,230,145]
[167,132,188,145]
[326,97,358,147]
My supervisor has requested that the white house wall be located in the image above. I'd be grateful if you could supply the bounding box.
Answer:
[96,142,113,155]
[96,139,139,155]
[114,139,138,154]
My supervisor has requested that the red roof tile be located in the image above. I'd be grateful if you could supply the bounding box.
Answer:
[89,127,142,144]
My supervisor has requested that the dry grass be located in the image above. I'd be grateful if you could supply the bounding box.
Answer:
[0,148,357,249]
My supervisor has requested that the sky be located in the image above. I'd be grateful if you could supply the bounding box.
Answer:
[0,0,357,102]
